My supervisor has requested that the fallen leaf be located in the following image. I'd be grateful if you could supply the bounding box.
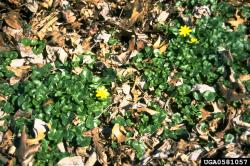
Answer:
[6,66,31,78]
[159,43,168,54]
[239,74,250,81]
[26,0,38,13]
[10,59,26,67]
[129,0,144,27]
[157,11,169,23]
[2,26,23,41]
[57,142,66,153]
[189,149,204,161]
[45,46,68,64]
[191,84,215,93]
[122,83,131,95]
[3,12,22,29]
[200,108,212,121]
[8,0,21,5]
[72,67,83,75]
[26,119,51,146]
[92,128,108,166]
[227,9,245,30]
[49,31,65,47]
[137,107,158,115]
[170,124,184,131]
[37,13,58,39]
[57,156,84,166]
[117,67,137,78]
[153,36,162,49]
[85,152,97,166]
[111,123,126,143]
[40,0,53,9]
[9,76,21,85]
[0,95,8,101]
[96,32,111,43]
[63,10,76,24]
[16,126,41,166]
[83,0,103,6]
[18,43,44,64]
[211,102,223,112]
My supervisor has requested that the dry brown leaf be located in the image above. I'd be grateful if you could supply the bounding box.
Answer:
[159,43,168,54]
[8,0,21,5]
[137,107,158,115]
[239,74,250,81]
[63,10,76,24]
[57,156,84,166]
[177,139,188,152]
[83,0,103,6]
[26,0,38,13]
[49,31,65,47]
[72,67,83,75]
[215,107,236,138]
[122,83,131,95]
[111,124,126,143]
[72,116,81,126]
[129,0,144,27]
[200,108,212,121]
[40,0,53,9]
[43,99,54,107]
[37,14,58,39]
[243,99,250,105]
[157,11,169,23]
[85,152,97,166]
[128,37,135,52]
[0,95,8,101]
[10,59,26,67]
[2,26,23,42]
[6,66,31,78]
[0,130,13,149]
[3,12,22,29]
[10,76,21,85]
[92,128,108,166]
[117,68,137,78]
[170,124,184,131]
[137,40,144,50]
[26,133,45,146]
[227,9,245,30]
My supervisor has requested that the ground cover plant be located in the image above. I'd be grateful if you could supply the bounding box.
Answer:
[0,0,250,165]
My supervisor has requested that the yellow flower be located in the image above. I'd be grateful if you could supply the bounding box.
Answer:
[179,25,192,37]
[96,86,109,99]
[188,37,199,44]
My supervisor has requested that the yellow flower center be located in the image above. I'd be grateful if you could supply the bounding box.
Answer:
[179,25,192,37]
[96,86,109,99]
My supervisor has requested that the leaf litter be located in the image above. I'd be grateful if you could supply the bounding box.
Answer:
[0,0,250,165]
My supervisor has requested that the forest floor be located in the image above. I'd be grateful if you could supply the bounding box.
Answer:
[0,0,250,165]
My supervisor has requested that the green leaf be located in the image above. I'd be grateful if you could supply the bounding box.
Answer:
[178,84,191,96]
[85,116,94,129]
[76,136,91,146]
[203,91,216,101]
[81,68,92,81]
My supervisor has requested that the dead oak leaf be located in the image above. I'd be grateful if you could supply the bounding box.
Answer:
[16,127,40,166]
[3,12,22,29]
[92,128,108,166]
[239,74,250,81]
[62,10,76,24]
[0,95,8,101]
[6,66,31,78]
[111,123,126,143]
[227,9,246,30]
[200,108,212,121]
[129,0,144,27]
